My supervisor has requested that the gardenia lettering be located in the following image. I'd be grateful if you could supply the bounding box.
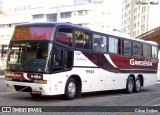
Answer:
[130,59,153,66]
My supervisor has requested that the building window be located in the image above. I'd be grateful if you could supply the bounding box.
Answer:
[134,8,137,13]
[33,14,44,19]
[47,14,57,22]
[60,12,71,18]
[138,22,139,26]
[84,0,91,4]
[138,14,140,19]
[0,24,6,28]
[134,23,136,28]
[141,25,145,31]
[142,16,145,21]
[134,15,137,21]
[133,31,136,36]
[0,35,5,38]
[142,7,146,13]
[125,3,130,10]
[7,24,13,28]
[137,30,139,36]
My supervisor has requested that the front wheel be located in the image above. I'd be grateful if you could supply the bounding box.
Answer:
[134,77,141,93]
[64,78,77,100]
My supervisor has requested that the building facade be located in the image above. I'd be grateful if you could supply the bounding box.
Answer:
[122,0,160,38]
[0,0,2,13]
[0,0,110,64]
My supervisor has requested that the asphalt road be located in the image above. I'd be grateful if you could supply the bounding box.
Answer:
[0,78,160,115]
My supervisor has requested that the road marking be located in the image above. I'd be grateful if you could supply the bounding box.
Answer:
[135,92,160,96]
[153,104,160,106]
[0,92,13,96]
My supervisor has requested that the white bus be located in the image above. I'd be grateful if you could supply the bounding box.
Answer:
[5,22,158,100]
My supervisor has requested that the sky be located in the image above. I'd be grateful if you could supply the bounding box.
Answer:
[104,0,122,30]
[2,0,122,30]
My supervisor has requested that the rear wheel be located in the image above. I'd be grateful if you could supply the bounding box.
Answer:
[124,77,134,94]
[64,78,77,100]
[134,77,141,93]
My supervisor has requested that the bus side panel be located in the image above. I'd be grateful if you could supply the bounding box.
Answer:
[49,72,68,95]
[143,74,157,87]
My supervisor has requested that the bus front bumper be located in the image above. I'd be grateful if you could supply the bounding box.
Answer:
[5,80,52,95]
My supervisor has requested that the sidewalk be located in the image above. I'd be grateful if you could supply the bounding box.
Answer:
[0,75,4,78]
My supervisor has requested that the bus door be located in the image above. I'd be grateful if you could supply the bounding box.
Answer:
[52,45,73,72]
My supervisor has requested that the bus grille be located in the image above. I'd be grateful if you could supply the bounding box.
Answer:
[14,85,32,92]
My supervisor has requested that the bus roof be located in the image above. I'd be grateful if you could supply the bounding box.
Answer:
[16,22,90,30]
[15,22,157,46]
[97,30,158,46]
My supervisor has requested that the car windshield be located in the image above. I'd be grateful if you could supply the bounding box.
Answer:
[6,42,52,73]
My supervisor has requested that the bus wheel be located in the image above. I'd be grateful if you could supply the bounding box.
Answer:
[125,76,134,94]
[30,93,41,98]
[134,77,141,93]
[64,78,77,100]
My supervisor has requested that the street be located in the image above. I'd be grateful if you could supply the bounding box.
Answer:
[0,77,160,114]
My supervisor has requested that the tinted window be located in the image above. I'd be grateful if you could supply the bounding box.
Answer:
[93,34,107,52]
[65,50,73,69]
[152,45,157,58]
[109,37,121,54]
[75,31,91,50]
[133,42,142,57]
[56,28,73,47]
[143,44,151,57]
[12,27,54,40]
[122,40,132,55]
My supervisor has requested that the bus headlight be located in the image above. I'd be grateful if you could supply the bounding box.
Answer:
[33,80,47,84]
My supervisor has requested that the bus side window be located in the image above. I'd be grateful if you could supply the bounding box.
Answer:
[122,40,132,55]
[143,44,151,58]
[64,50,73,69]
[133,42,142,57]
[75,31,91,50]
[152,45,158,58]
[53,46,64,72]
[84,32,91,50]
[108,36,121,54]
[75,31,84,49]
[56,28,73,47]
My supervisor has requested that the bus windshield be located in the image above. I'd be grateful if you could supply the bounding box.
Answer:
[6,42,52,73]
[12,27,54,41]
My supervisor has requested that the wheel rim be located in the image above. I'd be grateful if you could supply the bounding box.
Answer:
[128,80,133,92]
[136,80,141,91]
[68,82,76,97]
